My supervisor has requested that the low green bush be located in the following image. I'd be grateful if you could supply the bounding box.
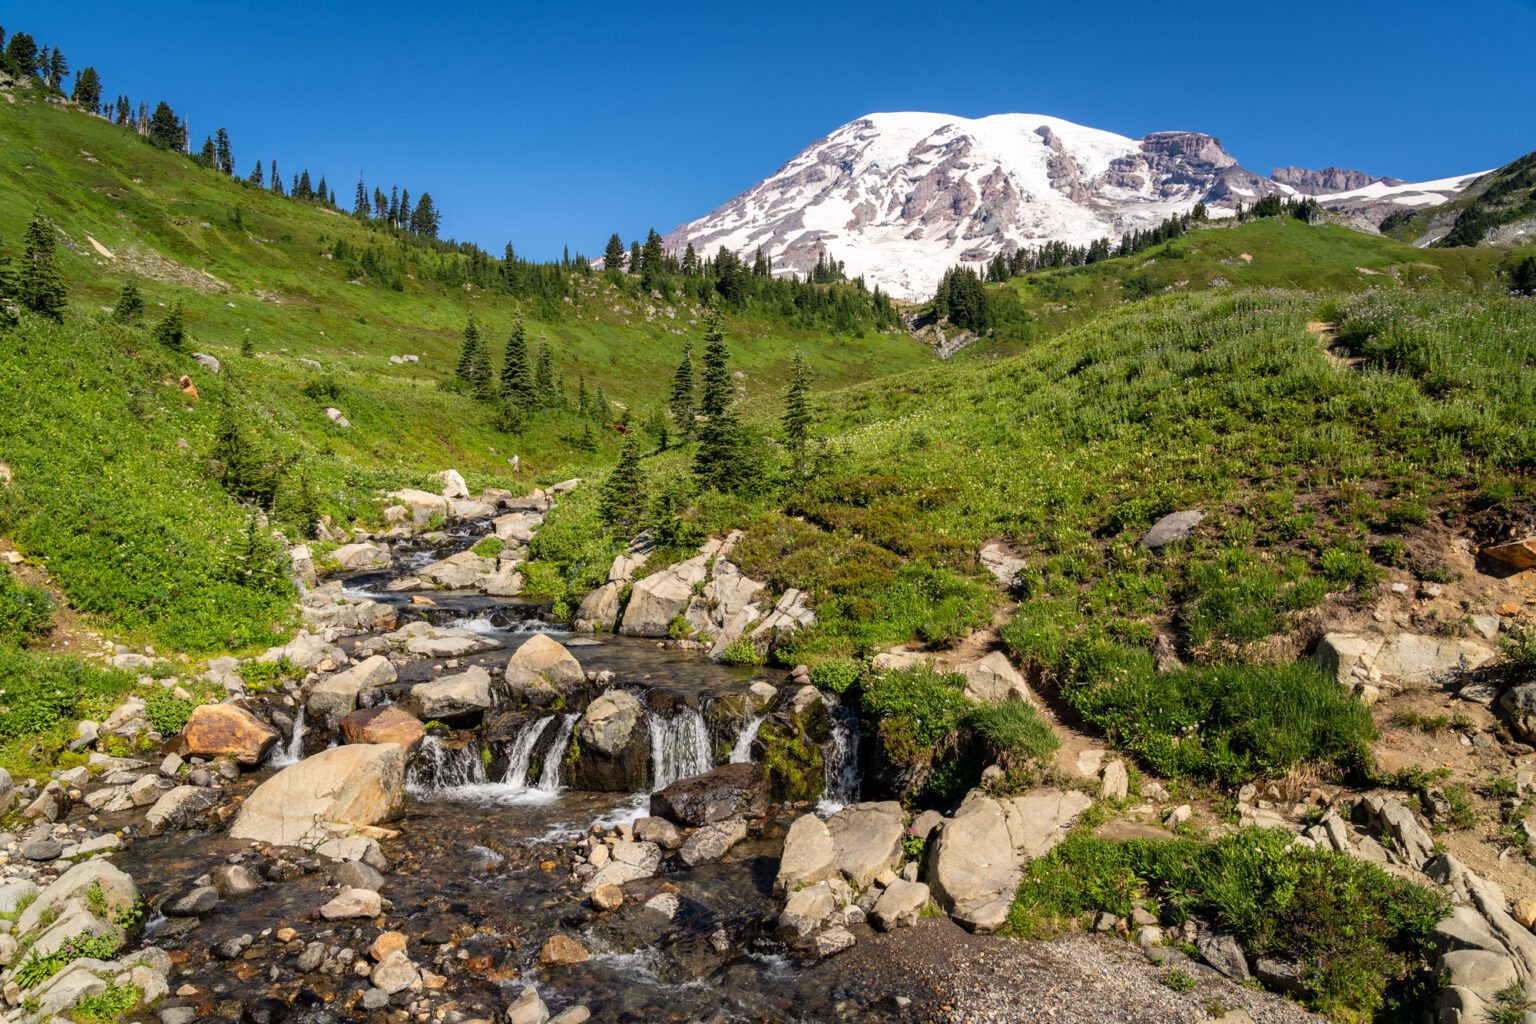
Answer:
[0,652,134,740]
[971,699,1059,767]
[809,656,863,694]
[0,569,51,648]
[1008,829,1448,1020]
[144,688,196,736]
[859,665,972,750]
[717,636,762,666]
[470,536,505,559]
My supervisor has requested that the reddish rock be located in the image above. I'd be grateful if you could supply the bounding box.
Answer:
[1485,539,1536,571]
[338,706,425,754]
[180,704,278,765]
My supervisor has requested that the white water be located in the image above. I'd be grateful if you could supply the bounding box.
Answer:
[817,698,863,815]
[649,709,713,791]
[536,714,578,791]
[729,715,765,764]
[408,734,487,792]
[501,716,555,789]
[267,707,306,768]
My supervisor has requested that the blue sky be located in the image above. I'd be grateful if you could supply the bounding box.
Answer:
[10,0,1536,259]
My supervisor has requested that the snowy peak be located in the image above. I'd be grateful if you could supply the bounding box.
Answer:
[664,112,1483,300]
[664,112,1279,300]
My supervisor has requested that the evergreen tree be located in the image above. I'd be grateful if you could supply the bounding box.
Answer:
[273,466,321,538]
[296,169,313,200]
[591,384,610,423]
[640,228,665,290]
[353,176,370,217]
[197,136,216,167]
[215,128,233,175]
[112,278,144,324]
[70,66,100,108]
[782,351,811,477]
[456,315,483,385]
[410,192,439,237]
[499,316,534,402]
[248,161,264,187]
[270,160,283,195]
[387,186,399,226]
[668,339,695,435]
[692,310,751,491]
[373,187,387,220]
[629,240,641,273]
[46,47,66,90]
[603,233,625,271]
[399,189,412,228]
[533,341,556,406]
[146,101,181,148]
[2,32,36,78]
[597,437,644,533]
[18,212,66,320]
[153,302,185,349]
[681,243,699,276]
[316,175,329,203]
[644,405,670,451]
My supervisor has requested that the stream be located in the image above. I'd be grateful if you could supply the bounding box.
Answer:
[114,523,926,1024]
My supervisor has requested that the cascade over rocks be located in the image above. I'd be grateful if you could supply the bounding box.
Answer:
[400,665,493,723]
[569,690,649,791]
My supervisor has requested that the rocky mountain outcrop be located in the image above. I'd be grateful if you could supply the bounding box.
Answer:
[1271,165,1389,194]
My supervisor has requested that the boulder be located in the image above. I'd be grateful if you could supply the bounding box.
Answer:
[779,882,835,938]
[16,858,137,937]
[619,556,710,637]
[402,628,501,658]
[1312,633,1383,687]
[954,651,1033,704]
[748,588,816,652]
[308,655,397,725]
[827,801,906,887]
[180,704,279,765]
[1136,510,1204,550]
[807,926,856,959]
[568,690,648,792]
[573,582,621,632]
[228,744,405,847]
[504,634,585,699]
[1099,759,1129,801]
[331,542,392,571]
[871,879,930,930]
[650,762,768,827]
[320,887,382,920]
[145,785,219,834]
[1483,538,1536,571]
[1374,634,1495,684]
[679,817,748,868]
[537,934,589,967]
[776,813,837,893]
[633,816,684,850]
[979,542,1027,587]
[506,986,550,1024]
[371,949,420,994]
[1197,930,1251,980]
[402,665,493,722]
[263,631,345,670]
[582,841,661,892]
[338,706,426,753]
[435,469,470,499]
[480,562,524,597]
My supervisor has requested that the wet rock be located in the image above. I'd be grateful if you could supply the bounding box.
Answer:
[779,882,835,938]
[370,931,407,960]
[319,887,382,920]
[569,690,649,792]
[504,634,585,704]
[308,656,396,726]
[679,817,748,867]
[537,934,590,967]
[229,744,405,848]
[21,838,62,861]
[211,863,262,899]
[590,883,624,911]
[549,1009,591,1024]
[144,785,220,835]
[334,860,385,891]
[871,880,930,930]
[806,926,856,959]
[634,816,684,850]
[582,841,661,892]
[213,934,253,959]
[337,705,425,754]
[650,762,768,826]
[776,814,836,894]
[401,665,493,722]
[1137,510,1203,549]
[506,985,550,1024]
[331,542,392,571]
[371,948,420,993]
[164,886,220,917]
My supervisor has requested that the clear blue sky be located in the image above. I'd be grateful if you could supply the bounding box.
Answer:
[10,0,1536,259]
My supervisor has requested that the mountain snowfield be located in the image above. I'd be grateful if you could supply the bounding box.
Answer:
[663,111,1483,300]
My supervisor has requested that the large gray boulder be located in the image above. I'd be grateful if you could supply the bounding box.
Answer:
[619,556,710,637]
[954,651,1033,704]
[401,666,493,722]
[573,582,621,632]
[826,801,906,887]
[331,542,393,571]
[308,655,396,726]
[568,690,648,791]
[228,744,405,848]
[419,550,495,589]
[504,634,585,704]
[650,762,767,826]
[776,813,836,894]
[1136,510,1204,550]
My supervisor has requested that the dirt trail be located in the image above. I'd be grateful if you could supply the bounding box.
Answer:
[1,538,107,658]
[1306,320,1364,371]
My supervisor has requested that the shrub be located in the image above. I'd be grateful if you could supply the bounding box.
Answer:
[859,665,973,749]
[971,699,1059,767]
[470,536,505,559]
[0,569,51,648]
[717,636,762,666]
[144,688,196,736]
[1008,829,1448,1019]
[809,657,863,695]
[0,652,134,740]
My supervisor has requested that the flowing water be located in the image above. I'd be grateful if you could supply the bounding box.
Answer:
[730,714,766,764]
[115,523,924,1022]
[267,706,306,768]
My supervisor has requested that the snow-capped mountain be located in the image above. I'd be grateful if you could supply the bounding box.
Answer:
[662,112,1481,300]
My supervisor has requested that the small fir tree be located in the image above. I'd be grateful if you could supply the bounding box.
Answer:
[782,351,811,477]
[18,212,66,320]
[113,278,144,324]
[597,437,644,533]
[668,340,695,435]
[154,302,186,349]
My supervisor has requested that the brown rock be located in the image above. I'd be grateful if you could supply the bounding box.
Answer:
[591,884,624,911]
[181,704,279,765]
[228,744,405,847]
[370,930,407,961]
[276,927,298,943]
[1515,897,1536,931]
[178,375,198,398]
[338,706,426,754]
[537,934,589,967]
[1500,603,1523,616]
[1485,539,1536,571]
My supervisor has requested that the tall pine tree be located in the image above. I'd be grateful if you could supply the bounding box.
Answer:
[456,315,483,386]
[113,278,144,324]
[499,316,534,403]
[603,233,625,271]
[18,212,66,320]
[782,351,812,477]
[668,340,695,436]
[692,310,751,491]
[597,437,644,533]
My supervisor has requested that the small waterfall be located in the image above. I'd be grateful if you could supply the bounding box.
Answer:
[729,715,765,764]
[817,698,862,814]
[268,708,306,768]
[535,714,578,791]
[409,734,487,791]
[500,717,555,789]
[649,708,712,791]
